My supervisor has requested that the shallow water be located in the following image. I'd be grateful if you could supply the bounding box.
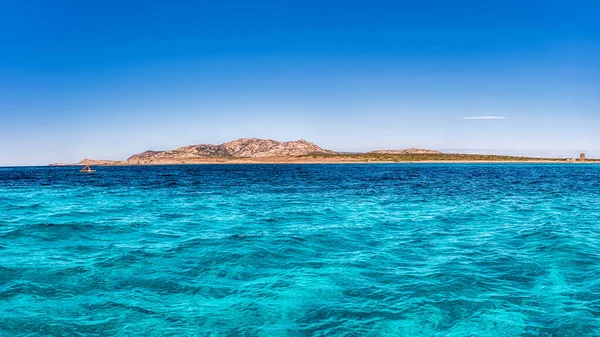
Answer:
[1,164,600,336]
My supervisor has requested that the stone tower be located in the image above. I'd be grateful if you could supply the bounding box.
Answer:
[580,153,586,162]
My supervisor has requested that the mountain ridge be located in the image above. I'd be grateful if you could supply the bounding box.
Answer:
[67,138,336,165]
[124,138,337,164]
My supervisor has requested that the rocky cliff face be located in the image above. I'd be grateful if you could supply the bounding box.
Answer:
[124,138,336,164]
[369,148,442,155]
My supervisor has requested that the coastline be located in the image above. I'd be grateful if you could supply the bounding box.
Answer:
[49,159,599,166]
[47,138,597,166]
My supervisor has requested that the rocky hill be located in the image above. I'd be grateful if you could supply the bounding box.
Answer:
[85,138,337,165]
[369,148,442,155]
[49,139,451,166]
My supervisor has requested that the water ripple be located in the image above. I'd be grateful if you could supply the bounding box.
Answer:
[1,164,600,336]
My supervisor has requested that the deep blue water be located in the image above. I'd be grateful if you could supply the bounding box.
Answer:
[1,164,600,336]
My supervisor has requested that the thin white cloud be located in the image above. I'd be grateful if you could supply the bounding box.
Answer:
[460,116,507,120]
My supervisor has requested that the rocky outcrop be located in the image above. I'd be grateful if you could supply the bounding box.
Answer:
[221,138,335,157]
[369,148,442,155]
[124,138,336,164]
[125,151,166,164]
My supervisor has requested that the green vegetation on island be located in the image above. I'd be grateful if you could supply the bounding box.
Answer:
[299,153,598,162]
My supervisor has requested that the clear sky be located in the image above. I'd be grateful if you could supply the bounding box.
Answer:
[1,0,598,165]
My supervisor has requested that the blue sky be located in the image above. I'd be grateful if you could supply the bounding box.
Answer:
[1,0,598,165]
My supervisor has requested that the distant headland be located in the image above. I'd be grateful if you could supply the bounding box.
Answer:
[49,138,597,166]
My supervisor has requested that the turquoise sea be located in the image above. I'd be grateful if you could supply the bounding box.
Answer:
[1,164,600,336]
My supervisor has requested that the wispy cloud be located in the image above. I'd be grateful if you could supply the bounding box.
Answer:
[460,116,507,120]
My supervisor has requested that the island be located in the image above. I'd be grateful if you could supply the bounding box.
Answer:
[50,138,598,166]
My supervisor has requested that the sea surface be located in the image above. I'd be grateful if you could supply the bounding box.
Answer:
[1,164,600,336]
